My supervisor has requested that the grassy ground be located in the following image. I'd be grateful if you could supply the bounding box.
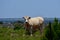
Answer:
[0,27,44,40]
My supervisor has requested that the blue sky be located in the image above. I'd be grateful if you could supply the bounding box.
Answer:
[0,0,60,18]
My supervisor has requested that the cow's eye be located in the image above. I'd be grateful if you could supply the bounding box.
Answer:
[25,19,26,20]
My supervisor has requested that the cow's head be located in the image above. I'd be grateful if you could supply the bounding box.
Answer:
[23,16,31,23]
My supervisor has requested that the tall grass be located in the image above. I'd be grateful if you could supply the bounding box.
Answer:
[0,26,43,40]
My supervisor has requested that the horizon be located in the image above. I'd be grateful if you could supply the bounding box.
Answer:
[0,17,60,18]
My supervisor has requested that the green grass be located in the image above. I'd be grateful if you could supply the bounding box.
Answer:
[0,27,43,40]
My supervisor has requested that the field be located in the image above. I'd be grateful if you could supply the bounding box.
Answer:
[0,18,60,40]
[0,26,44,40]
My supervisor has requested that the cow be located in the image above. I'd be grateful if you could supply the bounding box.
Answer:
[23,16,44,36]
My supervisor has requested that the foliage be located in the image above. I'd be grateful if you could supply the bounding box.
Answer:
[44,18,60,40]
[13,22,23,30]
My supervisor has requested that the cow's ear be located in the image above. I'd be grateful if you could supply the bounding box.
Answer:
[22,17,24,19]
[29,17,31,19]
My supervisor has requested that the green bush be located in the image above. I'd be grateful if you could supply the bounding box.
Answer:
[44,18,60,40]
[13,23,23,30]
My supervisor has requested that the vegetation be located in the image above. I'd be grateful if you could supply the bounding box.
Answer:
[0,18,60,40]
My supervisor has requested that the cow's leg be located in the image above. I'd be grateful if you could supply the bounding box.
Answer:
[39,24,43,35]
[30,26,33,36]
[23,26,27,36]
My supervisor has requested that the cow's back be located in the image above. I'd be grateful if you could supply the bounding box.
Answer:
[28,17,44,25]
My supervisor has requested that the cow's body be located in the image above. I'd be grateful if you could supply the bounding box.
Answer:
[28,17,44,25]
[23,16,44,36]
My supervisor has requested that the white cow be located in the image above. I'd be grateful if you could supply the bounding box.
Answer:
[23,16,44,36]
